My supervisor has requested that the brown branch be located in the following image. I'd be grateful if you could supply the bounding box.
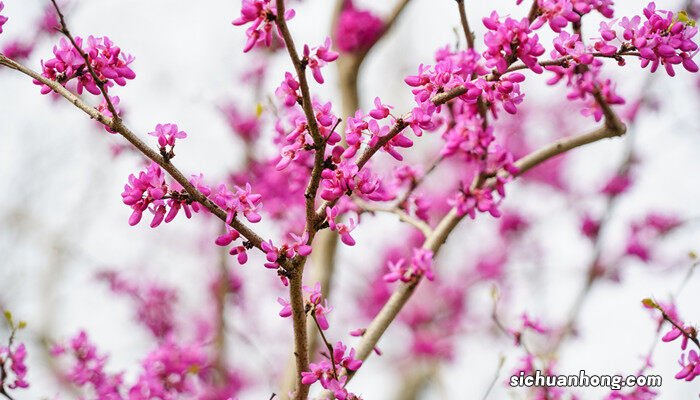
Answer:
[287,268,310,400]
[311,312,338,379]
[345,120,627,386]
[527,0,541,22]
[0,54,266,251]
[455,0,476,50]
[274,0,321,144]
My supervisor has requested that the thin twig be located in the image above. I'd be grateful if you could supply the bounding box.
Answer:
[354,198,433,237]
[455,0,476,50]
[396,155,444,209]
[311,312,339,378]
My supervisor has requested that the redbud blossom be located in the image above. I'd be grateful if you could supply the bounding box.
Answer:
[334,1,383,53]
[232,0,295,52]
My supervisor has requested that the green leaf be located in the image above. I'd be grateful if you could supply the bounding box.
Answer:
[18,321,27,330]
[641,298,659,309]
[3,310,13,325]
[677,11,696,27]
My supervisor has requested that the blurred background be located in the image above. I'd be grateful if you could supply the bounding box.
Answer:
[0,0,699,399]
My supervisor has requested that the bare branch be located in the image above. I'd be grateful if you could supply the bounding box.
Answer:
[455,0,476,50]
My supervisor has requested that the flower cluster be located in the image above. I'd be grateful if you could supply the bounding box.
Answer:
[97,270,178,340]
[546,33,625,121]
[0,313,29,394]
[121,162,206,227]
[624,212,681,262]
[51,331,123,397]
[595,3,699,76]
[129,339,208,398]
[301,341,363,400]
[383,248,435,283]
[210,182,263,224]
[220,103,261,143]
[342,106,414,161]
[52,331,220,399]
[404,48,526,121]
[148,123,187,154]
[319,161,388,202]
[38,36,135,95]
[0,343,28,391]
[257,232,312,272]
[483,11,546,74]
[232,0,295,52]
[334,1,384,53]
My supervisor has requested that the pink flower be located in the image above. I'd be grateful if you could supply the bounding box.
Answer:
[531,0,580,33]
[300,342,362,397]
[325,206,358,246]
[314,302,332,330]
[210,183,263,224]
[38,3,60,34]
[148,123,187,148]
[277,297,292,318]
[0,1,8,34]
[276,72,301,107]
[232,0,295,53]
[675,350,700,381]
[303,37,339,84]
[259,239,280,269]
[334,1,383,53]
[580,213,601,239]
[7,343,28,389]
[129,339,207,398]
[97,271,178,339]
[320,162,358,201]
[289,231,312,257]
[96,95,122,133]
[482,12,545,74]
[601,173,632,196]
[573,0,614,18]
[1,40,33,61]
[220,103,261,142]
[51,331,122,396]
[369,97,392,119]
[383,248,434,282]
[594,3,700,76]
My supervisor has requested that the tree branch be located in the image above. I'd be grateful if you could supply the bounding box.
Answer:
[354,198,433,238]
[345,119,627,385]
[455,0,476,50]
[0,54,266,251]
